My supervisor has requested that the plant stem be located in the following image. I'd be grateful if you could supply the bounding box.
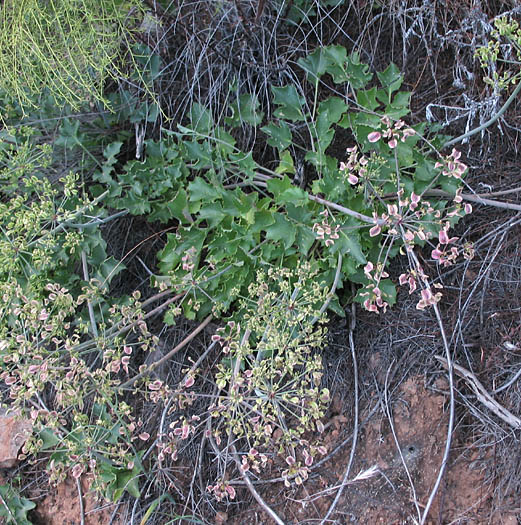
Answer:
[426,188,521,212]
[119,314,213,390]
[81,251,99,340]
[444,81,521,148]
[251,180,381,225]
[230,443,286,525]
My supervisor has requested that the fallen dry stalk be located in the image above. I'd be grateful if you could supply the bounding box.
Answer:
[435,356,521,429]
[230,443,286,525]
[119,314,213,390]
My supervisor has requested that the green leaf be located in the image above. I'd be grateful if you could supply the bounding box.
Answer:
[183,140,212,168]
[322,48,373,88]
[265,213,296,249]
[221,188,257,218]
[346,53,373,88]
[213,128,236,155]
[440,176,461,194]
[189,103,213,133]
[157,228,206,274]
[317,97,348,123]
[93,256,126,287]
[225,93,264,127]
[314,112,336,153]
[55,118,85,149]
[414,160,436,182]
[249,210,275,233]
[331,51,373,88]
[334,231,366,264]
[305,151,337,171]
[0,485,36,525]
[388,90,411,110]
[198,202,226,228]
[188,178,222,202]
[267,177,307,207]
[229,151,258,180]
[340,111,381,130]
[356,87,380,111]
[113,467,141,500]
[261,121,292,150]
[377,63,403,96]
[39,428,60,450]
[103,141,123,162]
[158,188,188,223]
[275,150,296,175]
[267,175,293,198]
[394,141,414,166]
[298,48,330,84]
[322,45,348,83]
[271,85,306,121]
[278,186,308,207]
[118,194,151,215]
[295,225,316,255]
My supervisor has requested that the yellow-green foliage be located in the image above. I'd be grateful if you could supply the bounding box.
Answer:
[0,0,143,111]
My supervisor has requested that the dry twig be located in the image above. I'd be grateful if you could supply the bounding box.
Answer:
[320,299,359,525]
[435,356,521,429]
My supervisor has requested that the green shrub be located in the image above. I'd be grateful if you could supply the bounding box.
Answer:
[0,0,143,112]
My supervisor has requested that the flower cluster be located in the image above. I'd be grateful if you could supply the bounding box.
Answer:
[207,480,236,501]
[206,265,330,496]
[340,146,369,185]
[398,270,418,295]
[282,456,310,487]
[435,148,468,179]
[359,261,390,313]
[240,448,268,473]
[367,116,416,149]
[398,265,443,310]
[280,444,327,486]
[339,146,386,194]
[431,222,460,267]
[156,416,198,464]
[181,246,197,272]
[312,209,340,246]
[416,286,443,310]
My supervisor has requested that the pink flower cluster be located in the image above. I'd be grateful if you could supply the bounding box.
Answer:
[399,270,418,295]
[339,145,368,185]
[360,261,390,313]
[398,266,443,310]
[435,149,467,179]
[240,448,268,473]
[156,415,199,463]
[211,320,239,354]
[170,416,196,440]
[147,378,171,404]
[453,189,473,215]
[416,287,443,310]
[282,456,310,487]
[368,189,438,240]
[207,479,236,501]
[281,441,327,486]
[431,222,460,267]
[367,116,416,149]
[430,221,474,267]
[181,246,197,272]
[313,209,340,247]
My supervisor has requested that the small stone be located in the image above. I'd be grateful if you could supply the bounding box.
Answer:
[0,408,32,468]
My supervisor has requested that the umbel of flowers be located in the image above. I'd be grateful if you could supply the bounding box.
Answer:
[338,115,473,313]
